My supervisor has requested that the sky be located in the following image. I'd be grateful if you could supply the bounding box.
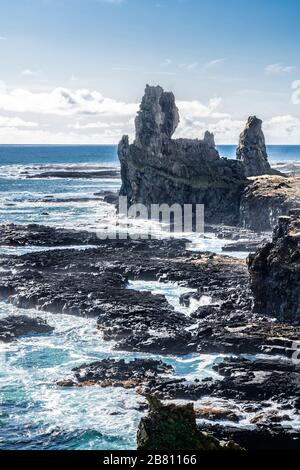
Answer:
[0,0,300,144]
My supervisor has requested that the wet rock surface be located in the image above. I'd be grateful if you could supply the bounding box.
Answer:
[248,210,300,322]
[137,396,241,450]
[138,356,300,403]
[0,223,102,246]
[199,423,300,450]
[1,223,299,448]
[0,315,54,342]
[58,358,173,388]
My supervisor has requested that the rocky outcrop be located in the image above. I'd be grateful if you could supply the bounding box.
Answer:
[119,85,247,225]
[137,396,241,450]
[2,224,299,448]
[248,210,300,322]
[1,224,299,355]
[240,175,300,231]
[0,223,103,246]
[27,169,120,179]
[0,315,54,342]
[57,358,173,388]
[236,116,274,177]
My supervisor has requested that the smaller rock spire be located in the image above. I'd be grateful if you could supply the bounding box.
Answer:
[203,130,215,149]
[236,116,272,177]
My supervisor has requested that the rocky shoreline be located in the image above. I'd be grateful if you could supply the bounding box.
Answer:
[1,85,299,450]
[0,219,299,449]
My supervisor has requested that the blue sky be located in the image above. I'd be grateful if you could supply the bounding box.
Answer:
[0,0,299,143]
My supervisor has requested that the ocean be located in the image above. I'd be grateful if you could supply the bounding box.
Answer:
[0,144,299,450]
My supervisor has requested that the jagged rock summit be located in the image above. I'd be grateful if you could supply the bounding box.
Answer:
[236,116,273,177]
[119,85,247,224]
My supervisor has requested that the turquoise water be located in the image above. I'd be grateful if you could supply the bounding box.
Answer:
[0,144,299,166]
[0,145,299,450]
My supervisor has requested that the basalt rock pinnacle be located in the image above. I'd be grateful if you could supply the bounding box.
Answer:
[236,116,274,177]
[119,85,247,225]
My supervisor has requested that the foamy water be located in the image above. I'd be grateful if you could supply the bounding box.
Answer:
[1,145,299,449]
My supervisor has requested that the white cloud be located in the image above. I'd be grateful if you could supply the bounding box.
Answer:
[0,115,38,128]
[175,116,244,143]
[177,97,230,120]
[69,120,127,129]
[0,87,139,116]
[265,63,296,75]
[21,69,39,77]
[0,36,7,41]
[0,126,129,145]
[0,84,299,144]
[204,58,226,69]
[263,115,300,143]
[176,113,300,145]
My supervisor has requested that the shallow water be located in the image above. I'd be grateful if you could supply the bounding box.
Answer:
[0,302,224,450]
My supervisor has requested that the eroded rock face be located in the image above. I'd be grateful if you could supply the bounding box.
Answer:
[137,396,241,450]
[119,85,247,225]
[240,175,300,231]
[248,210,300,322]
[236,116,273,177]
[0,315,54,342]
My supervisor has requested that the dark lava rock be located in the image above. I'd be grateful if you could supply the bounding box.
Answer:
[236,116,276,177]
[27,169,120,179]
[0,223,103,247]
[58,358,173,388]
[0,315,54,342]
[222,238,269,252]
[119,85,247,225]
[212,357,300,403]
[240,175,300,232]
[199,423,300,450]
[1,224,298,358]
[137,395,241,450]
[140,356,300,408]
[248,210,300,322]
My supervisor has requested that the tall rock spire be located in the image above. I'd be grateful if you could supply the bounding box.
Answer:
[236,116,272,177]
